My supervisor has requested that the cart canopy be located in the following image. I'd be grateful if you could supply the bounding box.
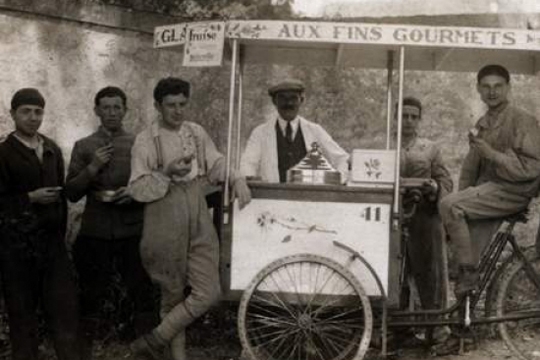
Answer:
[155,20,540,74]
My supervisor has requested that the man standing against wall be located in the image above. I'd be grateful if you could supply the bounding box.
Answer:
[0,88,81,360]
[240,79,349,183]
[66,86,154,358]
[398,96,453,345]
[128,77,250,360]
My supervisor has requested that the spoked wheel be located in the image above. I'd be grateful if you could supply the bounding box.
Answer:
[496,256,540,360]
[238,254,373,360]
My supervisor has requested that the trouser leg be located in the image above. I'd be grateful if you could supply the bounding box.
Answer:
[154,185,221,355]
[439,182,529,267]
[407,209,443,309]
[115,236,157,336]
[43,234,81,360]
[155,215,221,343]
[0,247,40,360]
[73,236,114,358]
[169,331,186,360]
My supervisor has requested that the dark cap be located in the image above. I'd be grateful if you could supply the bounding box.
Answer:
[268,79,305,97]
[477,64,510,83]
[11,88,45,111]
[396,96,422,117]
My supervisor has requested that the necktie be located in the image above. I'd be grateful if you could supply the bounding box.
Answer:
[285,121,293,143]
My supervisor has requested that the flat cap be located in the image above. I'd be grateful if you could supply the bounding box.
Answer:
[268,79,305,96]
[11,88,45,110]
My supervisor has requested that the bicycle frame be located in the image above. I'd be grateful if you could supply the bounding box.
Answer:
[388,214,540,328]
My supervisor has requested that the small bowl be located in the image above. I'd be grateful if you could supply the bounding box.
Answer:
[95,190,117,202]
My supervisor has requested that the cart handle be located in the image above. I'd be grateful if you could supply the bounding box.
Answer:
[333,240,387,299]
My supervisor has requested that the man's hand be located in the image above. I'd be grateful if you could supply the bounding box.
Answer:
[232,178,252,209]
[422,179,439,202]
[111,187,132,205]
[28,187,62,204]
[89,144,114,171]
[165,155,194,178]
[469,136,496,160]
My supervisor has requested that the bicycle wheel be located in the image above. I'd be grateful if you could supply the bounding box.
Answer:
[486,247,537,317]
[495,256,540,360]
[238,254,373,360]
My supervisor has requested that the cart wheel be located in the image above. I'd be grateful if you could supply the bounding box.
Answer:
[238,254,372,360]
[496,256,540,360]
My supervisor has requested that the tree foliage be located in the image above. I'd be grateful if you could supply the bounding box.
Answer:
[85,0,295,19]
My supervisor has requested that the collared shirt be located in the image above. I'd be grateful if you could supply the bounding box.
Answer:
[277,117,300,141]
[129,120,227,203]
[13,133,44,162]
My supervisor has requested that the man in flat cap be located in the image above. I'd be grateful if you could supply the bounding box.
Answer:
[436,64,540,354]
[0,88,82,359]
[241,79,349,183]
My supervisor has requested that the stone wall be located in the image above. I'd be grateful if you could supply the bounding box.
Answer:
[1,2,540,246]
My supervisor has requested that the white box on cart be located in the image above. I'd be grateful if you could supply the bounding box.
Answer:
[348,149,396,188]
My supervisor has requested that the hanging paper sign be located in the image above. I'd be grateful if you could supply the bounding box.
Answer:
[154,23,187,48]
[183,22,225,67]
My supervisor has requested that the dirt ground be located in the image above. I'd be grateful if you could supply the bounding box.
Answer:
[85,303,518,360]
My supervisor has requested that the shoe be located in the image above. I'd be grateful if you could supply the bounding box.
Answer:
[430,333,474,356]
[454,265,479,298]
[129,334,164,360]
[388,329,426,350]
[431,326,451,345]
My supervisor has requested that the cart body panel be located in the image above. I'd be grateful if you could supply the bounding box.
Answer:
[230,184,396,297]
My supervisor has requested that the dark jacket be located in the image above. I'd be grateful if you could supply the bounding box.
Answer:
[0,133,67,235]
[66,127,143,240]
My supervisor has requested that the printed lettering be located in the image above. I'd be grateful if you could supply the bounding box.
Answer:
[424,29,438,43]
[308,25,321,38]
[162,29,181,43]
[362,206,382,222]
[454,30,471,44]
[487,31,500,45]
[370,27,382,41]
[393,28,407,42]
[409,29,423,42]
[471,30,483,44]
[333,25,346,39]
[293,24,306,38]
[190,31,217,41]
[503,32,516,45]
[439,29,454,44]
[278,24,292,38]
[354,26,370,41]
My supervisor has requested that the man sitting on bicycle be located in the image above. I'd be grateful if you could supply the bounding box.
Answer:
[440,64,540,298]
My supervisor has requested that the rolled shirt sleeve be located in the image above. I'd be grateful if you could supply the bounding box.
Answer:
[128,129,171,203]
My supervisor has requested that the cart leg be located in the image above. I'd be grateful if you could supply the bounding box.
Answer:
[382,301,388,358]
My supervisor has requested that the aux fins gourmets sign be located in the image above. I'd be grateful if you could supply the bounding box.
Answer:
[154,20,540,55]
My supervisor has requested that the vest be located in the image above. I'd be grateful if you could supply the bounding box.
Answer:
[276,122,307,183]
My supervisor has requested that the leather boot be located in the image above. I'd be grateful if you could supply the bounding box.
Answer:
[454,265,479,298]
